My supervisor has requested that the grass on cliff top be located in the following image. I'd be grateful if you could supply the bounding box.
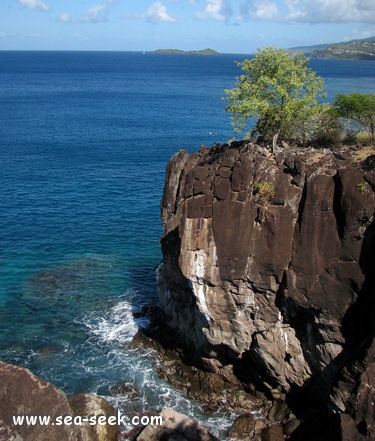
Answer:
[351,145,375,161]
[225,132,374,162]
[348,131,375,160]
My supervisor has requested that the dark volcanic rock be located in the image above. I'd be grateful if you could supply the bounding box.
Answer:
[261,424,284,441]
[361,154,375,171]
[131,327,265,414]
[157,141,375,440]
[227,413,256,440]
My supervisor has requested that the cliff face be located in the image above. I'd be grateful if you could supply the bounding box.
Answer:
[158,141,375,436]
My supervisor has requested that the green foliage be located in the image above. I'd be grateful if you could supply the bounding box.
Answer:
[343,129,359,145]
[224,47,326,151]
[356,183,366,192]
[332,93,375,142]
[356,131,374,145]
[312,105,343,146]
[254,181,275,204]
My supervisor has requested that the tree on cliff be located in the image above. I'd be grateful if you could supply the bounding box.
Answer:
[332,92,375,142]
[224,47,326,151]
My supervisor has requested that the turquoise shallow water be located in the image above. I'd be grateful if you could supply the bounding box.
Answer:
[0,51,374,435]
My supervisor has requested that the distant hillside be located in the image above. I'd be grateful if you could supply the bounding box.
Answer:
[291,42,330,54]
[151,48,220,55]
[293,37,375,61]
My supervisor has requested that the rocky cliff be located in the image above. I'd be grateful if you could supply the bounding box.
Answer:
[157,141,375,440]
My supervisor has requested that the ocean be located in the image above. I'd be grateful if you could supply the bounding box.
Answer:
[0,51,374,436]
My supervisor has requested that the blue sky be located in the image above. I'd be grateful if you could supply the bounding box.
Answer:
[1,0,374,53]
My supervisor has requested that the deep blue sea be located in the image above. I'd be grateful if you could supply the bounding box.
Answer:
[0,51,374,436]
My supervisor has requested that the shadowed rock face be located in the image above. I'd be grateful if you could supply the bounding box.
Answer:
[158,141,375,438]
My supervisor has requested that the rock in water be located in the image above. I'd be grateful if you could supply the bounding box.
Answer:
[157,141,375,439]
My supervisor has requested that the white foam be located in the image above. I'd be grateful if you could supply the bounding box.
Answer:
[79,295,237,439]
[83,299,138,344]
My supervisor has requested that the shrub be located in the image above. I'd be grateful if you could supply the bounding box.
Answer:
[254,181,276,204]
[312,106,343,147]
[356,183,366,192]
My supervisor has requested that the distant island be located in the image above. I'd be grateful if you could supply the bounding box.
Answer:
[151,48,220,56]
[292,36,375,61]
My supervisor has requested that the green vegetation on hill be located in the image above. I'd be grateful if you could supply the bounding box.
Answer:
[151,48,220,55]
[310,37,375,61]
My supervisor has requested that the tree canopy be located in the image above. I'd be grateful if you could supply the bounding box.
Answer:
[332,93,375,142]
[224,47,326,151]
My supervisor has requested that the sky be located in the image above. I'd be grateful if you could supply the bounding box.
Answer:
[0,0,375,53]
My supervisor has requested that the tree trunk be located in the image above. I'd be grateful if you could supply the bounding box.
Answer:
[272,132,279,153]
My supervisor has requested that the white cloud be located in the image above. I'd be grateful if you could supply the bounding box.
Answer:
[241,0,278,20]
[145,2,176,23]
[285,0,375,23]
[82,0,113,23]
[195,0,233,21]
[283,0,304,21]
[238,0,375,23]
[124,2,176,23]
[18,0,49,12]
[352,28,375,39]
[58,13,74,24]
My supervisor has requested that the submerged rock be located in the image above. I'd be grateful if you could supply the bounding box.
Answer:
[109,382,141,399]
